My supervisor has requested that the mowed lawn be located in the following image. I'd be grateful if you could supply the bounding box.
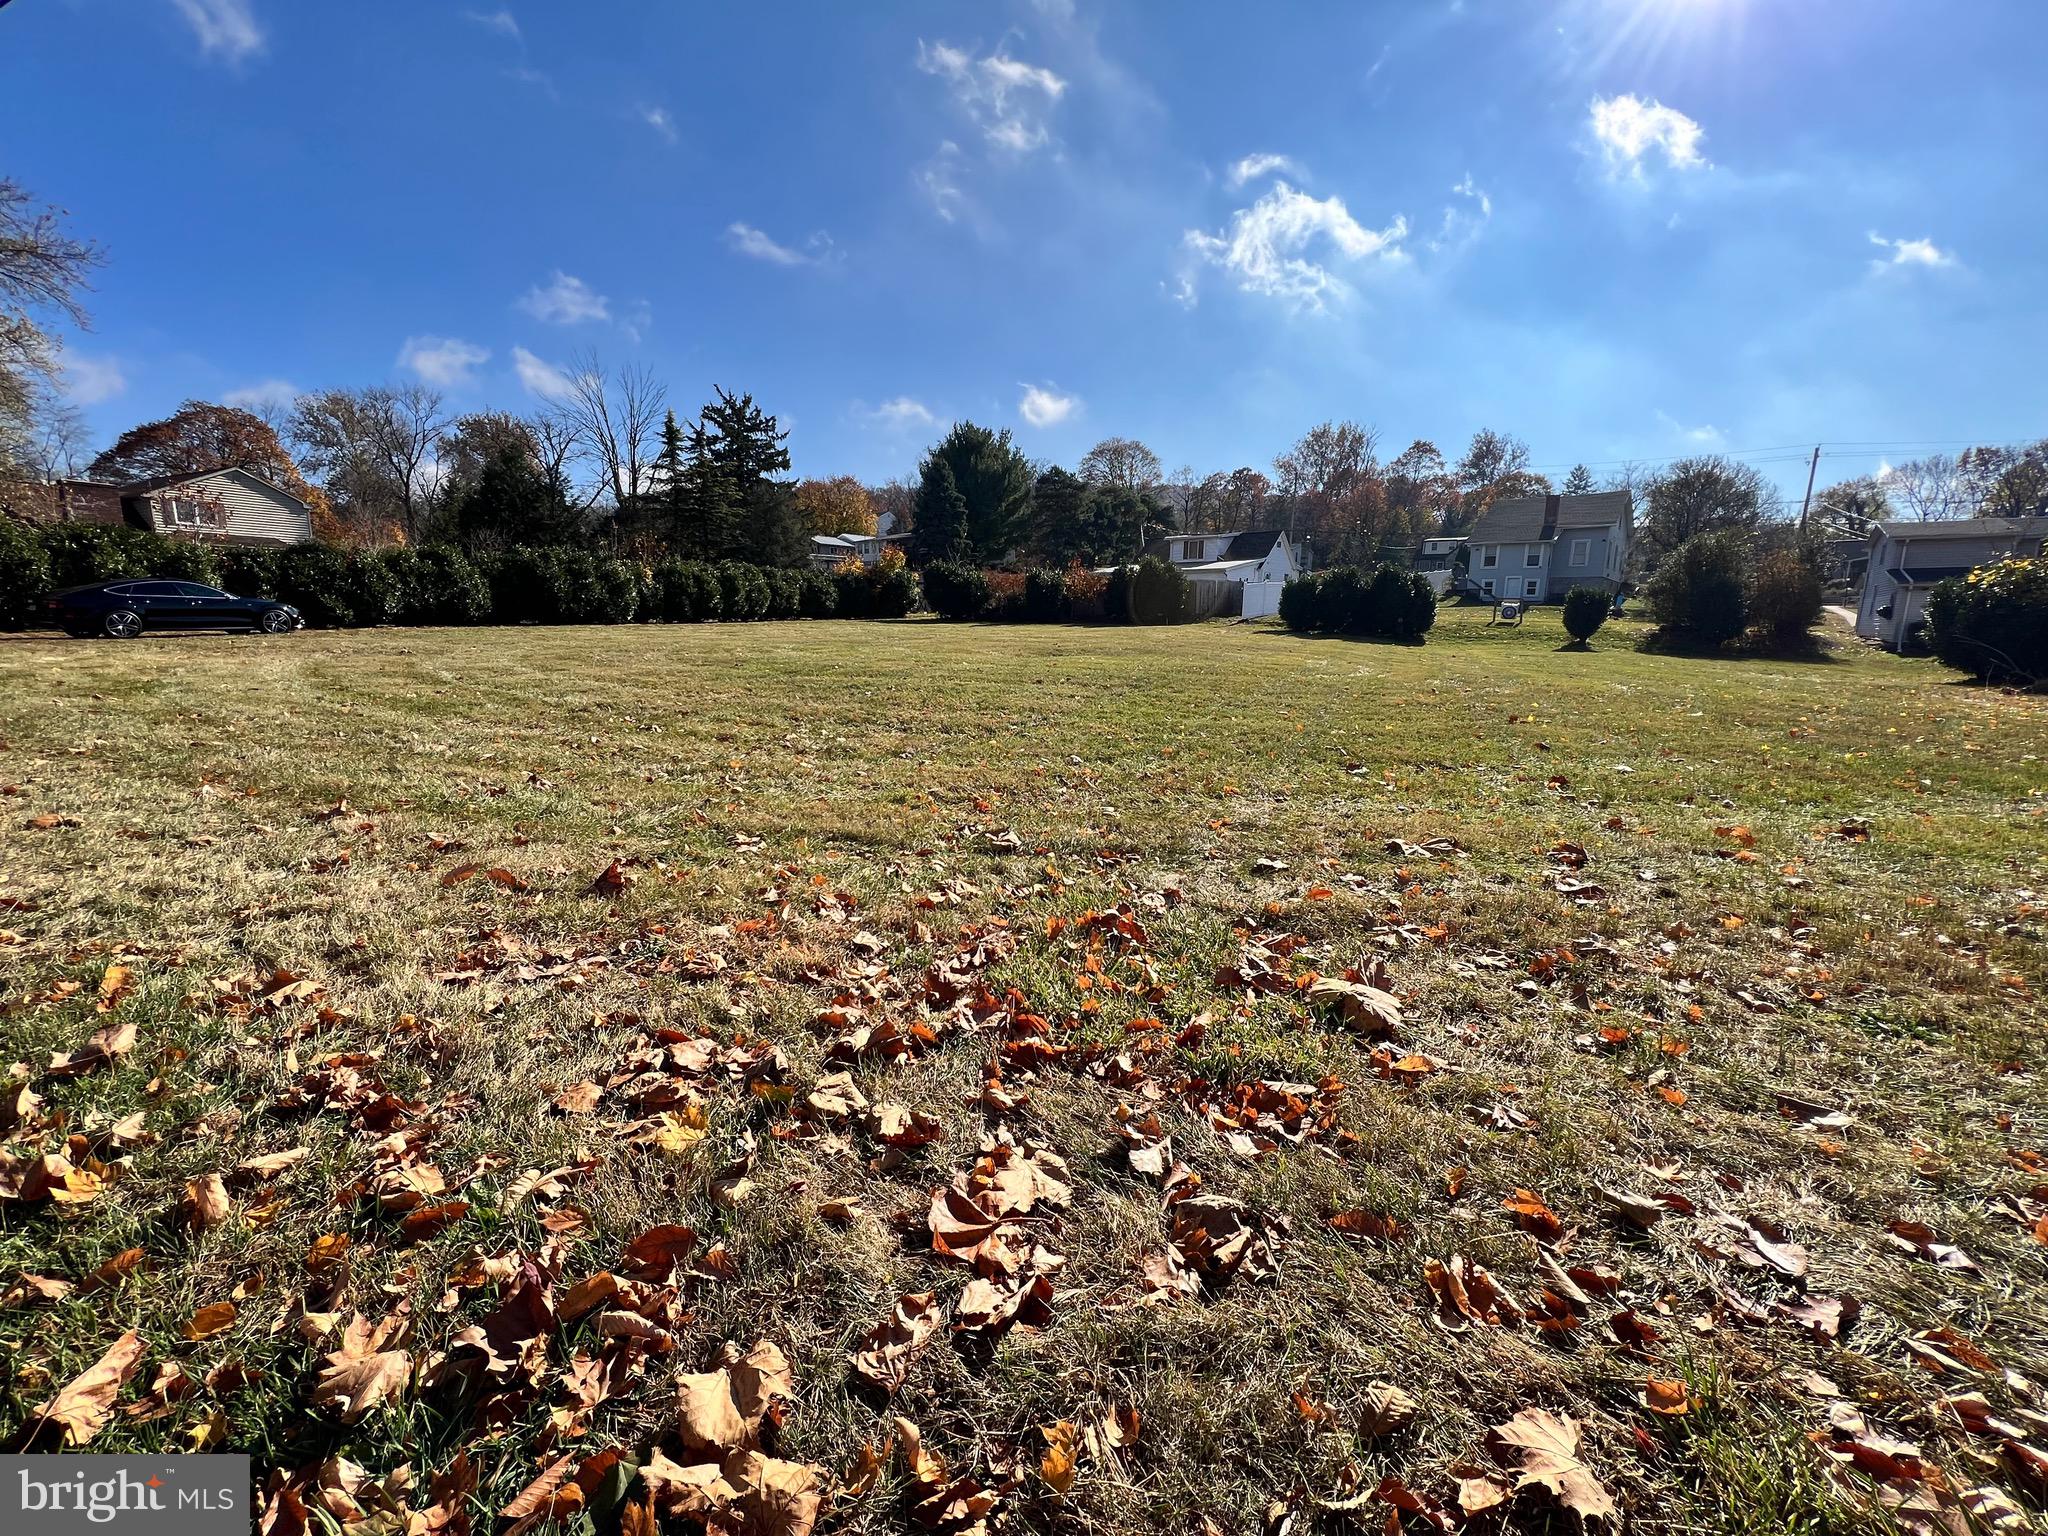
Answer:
[1,606,2044,1536]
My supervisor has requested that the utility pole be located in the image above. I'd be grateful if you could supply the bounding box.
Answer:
[1798,444,1821,533]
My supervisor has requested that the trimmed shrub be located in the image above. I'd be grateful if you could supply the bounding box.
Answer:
[273,543,359,627]
[923,561,991,620]
[1927,556,2048,684]
[1747,551,1822,648]
[1022,567,1068,623]
[867,562,919,619]
[984,570,1027,621]
[215,546,278,599]
[764,567,803,620]
[1063,563,1109,621]
[39,524,155,589]
[148,539,224,586]
[1314,566,1373,633]
[1562,585,1609,645]
[1389,570,1438,640]
[1126,555,1188,625]
[650,559,697,622]
[715,560,769,621]
[1102,563,1134,622]
[386,547,490,625]
[832,562,872,618]
[0,519,52,630]
[1645,530,1749,648]
[1278,571,1322,633]
[798,569,839,618]
[1367,564,1410,633]
[338,549,403,627]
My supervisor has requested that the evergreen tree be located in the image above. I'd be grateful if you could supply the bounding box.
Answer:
[650,409,690,548]
[911,456,971,565]
[1562,463,1597,495]
[1030,466,1112,567]
[453,446,581,553]
[918,421,1032,563]
[681,388,803,564]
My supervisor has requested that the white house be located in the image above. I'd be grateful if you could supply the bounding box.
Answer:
[1137,529,1301,617]
[1460,491,1632,602]
[51,468,314,547]
[809,532,883,569]
[1855,517,2044,649]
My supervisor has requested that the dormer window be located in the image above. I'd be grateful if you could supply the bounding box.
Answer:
[1181,539,1206,561]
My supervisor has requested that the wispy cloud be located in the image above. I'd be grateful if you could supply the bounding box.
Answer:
[1868,232,1957,272]
[168,0,264,64]
[1185,181,1408,311]
[463,8,520,42]
[1588,94,1708,176]
[860,396,937,430]
[397,336,490,389]
[505,65,556,97]
[516,271,611,325]
[915,141,969,224]
[223,378,300,412]
[726,222,835,267]
[1226,153,1304,190]
[1427,173,1492,252]
[916,39,1066,154]
[63,354,127,406]
[511,346,574,401]
[1655,409,1723,446]
[640,105,678,144]
[1018,384,1078,428]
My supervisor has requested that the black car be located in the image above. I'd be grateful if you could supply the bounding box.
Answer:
[46,579,303,638]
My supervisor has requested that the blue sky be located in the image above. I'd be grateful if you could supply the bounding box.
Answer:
[5,0,2044,498]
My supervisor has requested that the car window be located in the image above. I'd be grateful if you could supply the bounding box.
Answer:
[128,582,182,596]
[175,583,227,598]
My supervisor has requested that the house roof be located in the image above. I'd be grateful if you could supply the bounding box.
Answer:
[1870,516,2045,541]
[115,466,312,510]
[1142,529,1290,561]
[1883,565,1980,585]
[810,533,873,549]
[1183,559,1264,578]
[1465,491,1632,544]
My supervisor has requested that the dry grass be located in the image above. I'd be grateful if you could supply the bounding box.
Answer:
[0,605,2043,1535]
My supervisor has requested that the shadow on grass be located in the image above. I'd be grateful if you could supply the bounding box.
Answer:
[1252,629,1429,648]
[1632,631,1845,667]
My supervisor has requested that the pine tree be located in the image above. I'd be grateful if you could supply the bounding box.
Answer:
[1563,463,1597,495]
[651,409,689,547]
[911,456,971,565]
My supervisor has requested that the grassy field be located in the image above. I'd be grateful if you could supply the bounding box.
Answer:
[1,604,2044,1535]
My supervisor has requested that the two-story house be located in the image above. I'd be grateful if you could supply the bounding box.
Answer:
[1459,491,1633,603]
[1855,517,2044,650]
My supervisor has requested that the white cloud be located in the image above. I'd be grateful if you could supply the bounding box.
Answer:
[223,378,300,411]
[1868,232,1956,271]
[1655,409,1723,446]
[63,354,127,406]
[1428,173,1492,252]
[168,0,264,64]
[1163,274,1198,309]
[916,141,968,223]
[1185,181,1408,310]
[1018,384,1078,428]
[1450,173,1492,219]
[511,346,575,401]
[517,271,611,324]
[397,335,490,388]
[917,39,1066,153]
[726,222,834,267]
[505,65,555,96]
[1227,153,1304,189]
[463,8,520,41]
[863,397,936,429]
[640,105,678,144]
[1589,94,1708,175]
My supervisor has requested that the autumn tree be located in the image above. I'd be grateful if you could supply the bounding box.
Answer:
[1274,420,1392,564]
[1882,454,1963,522]
[1957,440,2048,521]
[1385,440,1459,535]
[289,385,450,543]
[794,475,877,537]
[869,478,916,538]
[1640,455,1773,561]
[1449,428,1549,531]
[1,177,101,479]
[1806,474,1892,535]
[1077,436,1162,495]
[88,400,330,528]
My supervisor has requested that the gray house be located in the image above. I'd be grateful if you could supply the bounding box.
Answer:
[1460,491,1632,602]
[51,467,314,547]
[1855,517,2043,649]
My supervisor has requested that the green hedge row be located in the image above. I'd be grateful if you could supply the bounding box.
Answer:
[0,520,919,630]
[921,555,1197,626]
[1278,564,1437,640]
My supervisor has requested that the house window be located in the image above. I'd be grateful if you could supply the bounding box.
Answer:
[1569,538,1589,566]
[1525,547,1542,567]
[168,498,202,527]
[1181,539,1206,561]
[1481,578,1495,596]
[1479,546,1497,568]
[1525,578,1541,598]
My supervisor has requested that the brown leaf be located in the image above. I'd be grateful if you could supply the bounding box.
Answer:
[850,1291,944,1391]
[1329,1209,1407,1243]
[500,1454,578,1535]
[732,1340,796,1429]
[1040,1420,1078,1496]
[676,1369,749,1453]
[312,1312,409,1423]
[1492,1408,1616,1524]
[1503,1188,1566,1242]
[32,1330,145,1444]
[621,1223,697,1279]
[46,1020,137,1077]
[184,1173,232,1232]
[1641,1378,1692,1416]
[181,1302,238,1341]
[551,1081,603,1114]
[1357,1380,1418,1437]
[587,859,635,898]
[1306,975,1403,1037]
[725,1451,823,1536]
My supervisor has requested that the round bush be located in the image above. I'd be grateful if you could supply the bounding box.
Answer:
[1313,566,1371,633]
[1927,556,2048,684]
[764,567,803,620]
[1126,555,1188,625]
[339,549,403,626]
[1366,564,1410,636]
[1393,571,1439,640]
[867,564,919,618]
[1747,551,1822,647]
[922,561,990,620]
[798,569,839,618]
[1561,585,1609,644]
[0,520,52,630]
[1022,567,1068,623]
[832,563,872,618]
[148,539,223,586]
[1645,530,1749,648]
[1278,572,1322,633]
[715,561,769,620]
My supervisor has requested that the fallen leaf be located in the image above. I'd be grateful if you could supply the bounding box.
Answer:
[32,1330,145,1444]
[1491,1408,1616,1524]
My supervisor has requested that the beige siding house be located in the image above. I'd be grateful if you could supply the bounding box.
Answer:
[51,468,314,548]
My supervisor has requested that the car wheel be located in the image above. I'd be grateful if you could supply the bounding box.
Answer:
[258,608,295,634]
[103,609,143,639]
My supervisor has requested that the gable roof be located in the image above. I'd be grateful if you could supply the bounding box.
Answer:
[1141,529,1290,561]
[1465,491,1632,544]
[1869,516,2044,542]
[118,466,312,511]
